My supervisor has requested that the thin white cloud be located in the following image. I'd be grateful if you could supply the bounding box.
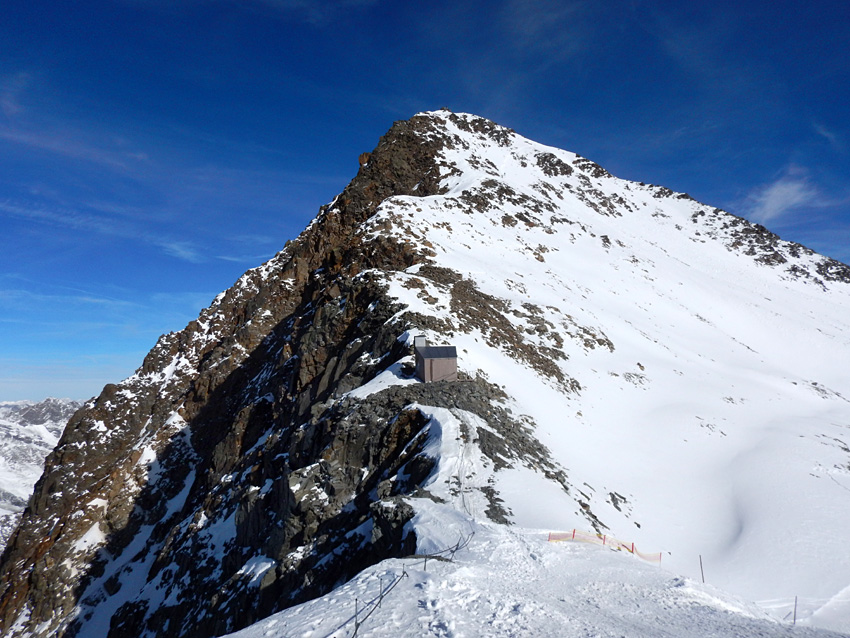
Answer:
[243,0,379,25]
[155,240,205,263]
[0,200,118,234]
[498,0,589,60]
[0,287,140,311]
[255,0,377,11]
[0,200,207,263]
[0,126,145,169]
[742,168,823,225]
[408,0,593,119]
[215,253,277,263]
[0,72,32,118]
[0,72,151,169]
[642,8,768,107]
[814,122,843,151]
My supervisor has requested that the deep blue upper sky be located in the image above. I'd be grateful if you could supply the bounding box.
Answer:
[1,0,848,401]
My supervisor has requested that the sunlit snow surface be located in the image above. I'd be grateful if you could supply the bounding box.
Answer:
[227,521,846,638]
[224,110,850,635]
[223,406,849,637]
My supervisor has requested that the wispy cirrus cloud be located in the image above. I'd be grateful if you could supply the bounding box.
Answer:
[0,125,149,169]
[0,200,120,234]
[814,122,843,152]
[154,240,205,263]
[254,0,378,19]
[0,70,152,169]
[741,167,826,225]
[0,287,140,311]
[497,0,589,60]
[0,72,32,118]
[0,199,205,263]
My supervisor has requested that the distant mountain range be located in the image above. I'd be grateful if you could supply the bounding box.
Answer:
[0,398,81,546]
[1,111,848,637]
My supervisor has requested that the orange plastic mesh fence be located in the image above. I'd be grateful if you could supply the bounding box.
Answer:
[548,530,662,564]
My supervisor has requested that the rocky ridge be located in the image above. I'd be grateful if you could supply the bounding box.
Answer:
[0,110,848,638]
[0,112,583,638]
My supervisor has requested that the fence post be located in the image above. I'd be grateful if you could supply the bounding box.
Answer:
[355,598,360,634]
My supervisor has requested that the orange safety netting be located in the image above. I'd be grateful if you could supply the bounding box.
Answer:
[548,529,662,564]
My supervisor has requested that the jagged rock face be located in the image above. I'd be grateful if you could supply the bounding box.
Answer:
[0,114,457,638]
[1,110,848,638]
[0,113,557,638]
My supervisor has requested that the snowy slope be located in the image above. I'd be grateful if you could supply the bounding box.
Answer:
[280,111,850,632]
[225,409,847,638]
[0,398,81,547]
[5,111,848,638]
[228,529,841,638]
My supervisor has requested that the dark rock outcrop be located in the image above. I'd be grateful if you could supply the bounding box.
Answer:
[0,113,471,638]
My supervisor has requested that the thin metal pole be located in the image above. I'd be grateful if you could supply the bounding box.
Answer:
[699,555,705,583]
[793,596,798,625]
[354,597,360,634]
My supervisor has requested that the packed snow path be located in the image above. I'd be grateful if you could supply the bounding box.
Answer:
[226,517,847,638]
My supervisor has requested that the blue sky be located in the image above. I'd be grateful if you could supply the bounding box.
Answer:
[1,0,848,401]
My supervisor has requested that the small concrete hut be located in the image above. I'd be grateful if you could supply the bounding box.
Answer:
[414,335,458,383]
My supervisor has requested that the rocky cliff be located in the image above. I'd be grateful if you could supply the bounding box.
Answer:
[2,111,849,638]
[0,112,576,638]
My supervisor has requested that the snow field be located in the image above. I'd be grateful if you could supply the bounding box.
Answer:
[270,394,849,635]
[225,513,845,638]
[367,113,850,630]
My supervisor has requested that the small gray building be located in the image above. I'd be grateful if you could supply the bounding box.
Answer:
[414,335,458,383]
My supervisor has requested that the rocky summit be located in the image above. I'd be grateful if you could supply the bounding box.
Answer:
[1,111,849,637]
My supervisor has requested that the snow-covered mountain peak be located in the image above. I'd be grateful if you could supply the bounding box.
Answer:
[0,397,82,547]
[1,112,848,637]
[374,110,848,290]
[351,109,850,631]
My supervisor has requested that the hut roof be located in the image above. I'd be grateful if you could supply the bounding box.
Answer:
[417,345,457,360]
